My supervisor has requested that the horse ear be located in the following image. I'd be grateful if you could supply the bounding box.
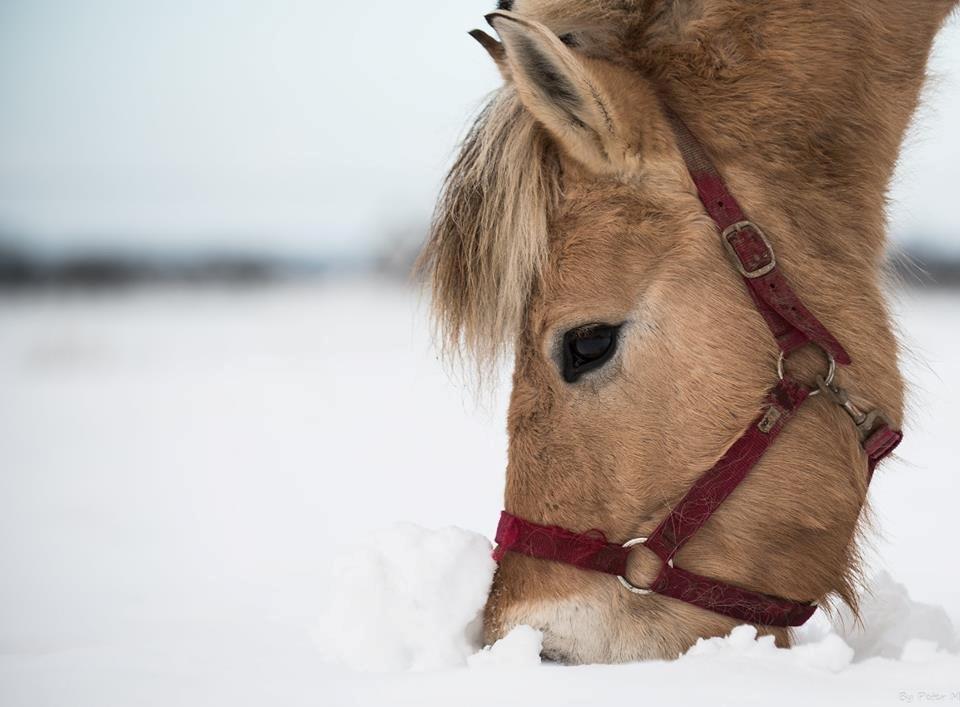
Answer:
[469,29,511,81]
[484,10,628,173]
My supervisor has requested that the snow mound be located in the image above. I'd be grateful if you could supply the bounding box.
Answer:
[468,625,544,669]
[830,571,959,660]
[317,523,958,676]
[316,524,495,672]
[687,624,855,672]
[687,573,958,668]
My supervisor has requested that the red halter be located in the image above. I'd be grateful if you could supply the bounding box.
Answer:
[493,112,903,628]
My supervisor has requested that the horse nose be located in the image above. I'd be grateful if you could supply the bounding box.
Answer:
[537,642,571,664]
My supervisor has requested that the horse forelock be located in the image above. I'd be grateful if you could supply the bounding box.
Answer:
[419,87,561,368]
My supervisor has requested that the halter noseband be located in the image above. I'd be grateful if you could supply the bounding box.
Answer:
[493,111,903,628]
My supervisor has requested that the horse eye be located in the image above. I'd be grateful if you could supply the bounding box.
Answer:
[561,324,622,383]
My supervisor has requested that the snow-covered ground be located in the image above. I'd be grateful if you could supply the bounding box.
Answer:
[1,280,958,706]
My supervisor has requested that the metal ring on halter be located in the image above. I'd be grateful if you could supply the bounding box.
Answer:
[616,537,674,596]
[777,348,836,396]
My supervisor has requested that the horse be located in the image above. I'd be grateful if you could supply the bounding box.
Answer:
[419,0,958,663]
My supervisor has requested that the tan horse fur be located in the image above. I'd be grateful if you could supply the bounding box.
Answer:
[419,0,957,663]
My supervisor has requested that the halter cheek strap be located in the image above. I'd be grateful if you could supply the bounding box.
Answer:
[641,377,809,566]
[668,112,852,364]
[492,111,902,628]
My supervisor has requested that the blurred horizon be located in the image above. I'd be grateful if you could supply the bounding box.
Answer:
[1,1,960,264]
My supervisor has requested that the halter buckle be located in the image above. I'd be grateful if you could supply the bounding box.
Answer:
[722,221,777,278]
[616,537,673,596]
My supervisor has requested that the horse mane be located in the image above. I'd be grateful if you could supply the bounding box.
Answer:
[418,87,562,366]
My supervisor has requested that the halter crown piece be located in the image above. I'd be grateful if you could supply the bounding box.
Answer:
[493,109,902,628]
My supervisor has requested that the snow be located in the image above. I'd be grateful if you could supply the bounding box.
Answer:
[468,626,544,669]
[829,571,960,660]
[1,280,958,706]
[316,527,959,674]
[688,624,854,671]
[316,524,495,672]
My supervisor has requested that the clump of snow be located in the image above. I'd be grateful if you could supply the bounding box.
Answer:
[681,579,960,674]
[315,523,496,672]
[900,639,951,663]
[468,625,544,669]
[685,624,775,657]
[829,571,959,660]
[687,624,855,673]
[314,512,959,676]
[313,519,958,677]
[696,573,959,671]
[790,632,857,672]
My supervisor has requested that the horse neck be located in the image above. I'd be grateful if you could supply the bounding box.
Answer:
[610,1,956,427]
[634,0,955,268]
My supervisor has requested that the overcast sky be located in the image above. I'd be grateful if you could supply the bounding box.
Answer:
[0,1,958,257]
